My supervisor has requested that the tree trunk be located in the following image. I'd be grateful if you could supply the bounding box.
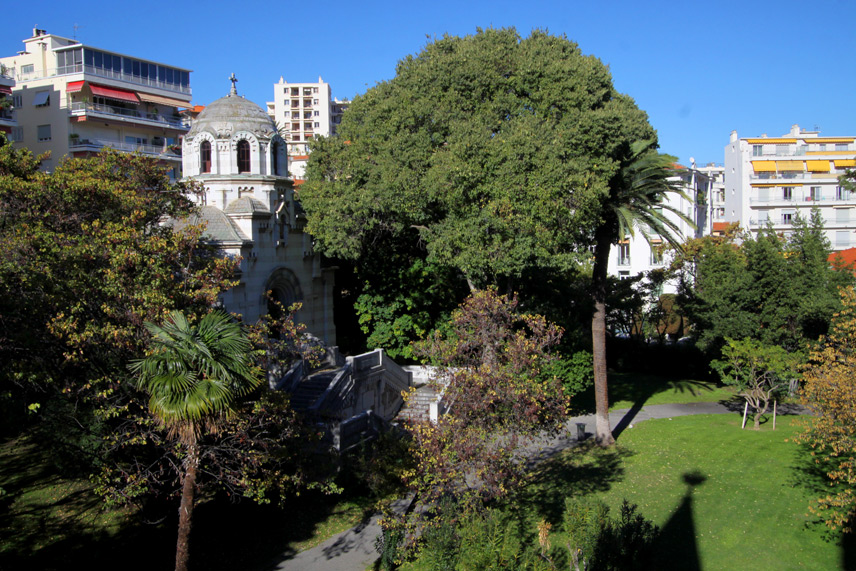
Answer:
[175,444,199,571]
[592,230,615,446]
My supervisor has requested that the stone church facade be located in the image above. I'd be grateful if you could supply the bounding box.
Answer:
[179,78,336,344]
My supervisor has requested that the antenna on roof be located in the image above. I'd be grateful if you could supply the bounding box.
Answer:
[72,23,84,41]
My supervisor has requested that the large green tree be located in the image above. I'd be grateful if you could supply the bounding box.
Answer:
[301,28,655,351]
[130,310,261,571]
[590,143,691,445]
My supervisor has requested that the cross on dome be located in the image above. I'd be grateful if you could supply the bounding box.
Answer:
[229,73,238,95]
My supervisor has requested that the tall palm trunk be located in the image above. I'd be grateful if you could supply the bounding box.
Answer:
[175,442,199,571]
[592,228,615,446]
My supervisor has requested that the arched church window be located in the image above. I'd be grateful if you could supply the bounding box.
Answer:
[237,139,250,173]
[272,141,281,176]
[200,140,211,173]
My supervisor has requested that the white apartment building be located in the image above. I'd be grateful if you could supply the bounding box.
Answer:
[724,124,856,250]
[0,29,192,174]
[607,163,710,294]
[266,77,349,181]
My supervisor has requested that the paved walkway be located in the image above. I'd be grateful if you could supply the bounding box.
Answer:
[267,400,805,571]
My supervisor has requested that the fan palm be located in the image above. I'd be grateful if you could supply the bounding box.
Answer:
[591,141,694,446]
[130,310,260,571]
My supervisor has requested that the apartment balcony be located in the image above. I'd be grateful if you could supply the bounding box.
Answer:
[51,64,191,96]
[750,172,850,183]
[617,257,631,267]
[750,194,855,206]
[69,102,189,131]
[69,137,181,160]
[0,109,15,130]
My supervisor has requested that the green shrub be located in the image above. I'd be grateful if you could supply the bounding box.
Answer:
[563,498,659,570]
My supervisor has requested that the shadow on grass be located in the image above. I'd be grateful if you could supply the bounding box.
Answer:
[654,471,706,571]
[0,436,377,571]
[512,441,632,525]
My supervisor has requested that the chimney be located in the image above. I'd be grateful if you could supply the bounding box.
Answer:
[730,130,738,143]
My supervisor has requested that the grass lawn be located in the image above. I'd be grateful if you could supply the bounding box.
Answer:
[571,372,737,414]
[520,414,848,570]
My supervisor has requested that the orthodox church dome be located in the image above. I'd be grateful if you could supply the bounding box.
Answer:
[187,80,276,140]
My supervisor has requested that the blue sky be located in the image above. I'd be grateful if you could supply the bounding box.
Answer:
[5,0,855,166]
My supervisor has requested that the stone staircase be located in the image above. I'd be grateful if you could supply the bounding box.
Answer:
[396,384,442,423]
[289,368,339,411]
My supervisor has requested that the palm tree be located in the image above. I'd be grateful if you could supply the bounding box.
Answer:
[130,310,260,571]
[591,141,694,446]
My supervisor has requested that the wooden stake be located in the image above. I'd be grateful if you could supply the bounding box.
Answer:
[773,400,777,431]
[741,401,748,430]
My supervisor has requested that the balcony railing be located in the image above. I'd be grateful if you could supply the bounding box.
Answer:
[69,102,189,130]
[69,137,181,159]
[19,64,191,96]
[750,194,854,205]
[617,257,631,266]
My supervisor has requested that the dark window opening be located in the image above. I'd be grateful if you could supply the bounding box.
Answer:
[200,141,211,173]
[237,140,251,173]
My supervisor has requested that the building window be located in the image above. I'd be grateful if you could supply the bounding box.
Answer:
[37,124,51,141]
[314,111,319,117]
[291,87,299,96]
[838,186,852,201]
[618,244,630,266]
[292,134,300,141]
[775,145,789,156]
[272,141,281,176]
[11,126,23,141]
[782,212,793,224]
[200,141,211,173]
[33,91,50,107]
[292,122,300,131]
[618,271,631,280]
[12,95,22,108]
[313,87,318,93]
[819,144,827,152]
[782,187,793,201]
[20,64,34,76]
[314,122,320,128]
[237,139,250,173]
[313,98,319,105]
[650,248,663,266]
[752,145,763,156]
[836,143,849,151]
[810,186,821,201]
[291,100,299,108]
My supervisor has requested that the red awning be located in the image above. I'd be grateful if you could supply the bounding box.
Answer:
[66,80,85,93]
[89,83,139,104]
[0,85,11,95]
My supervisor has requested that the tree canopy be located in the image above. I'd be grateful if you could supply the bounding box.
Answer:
[674,211,852,355]
[302,28,655,293]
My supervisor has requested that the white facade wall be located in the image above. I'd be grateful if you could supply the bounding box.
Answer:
[725,124,856,250]
[606,166,710,294]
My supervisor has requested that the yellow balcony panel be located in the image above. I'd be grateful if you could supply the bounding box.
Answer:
[746,138,797,144]
[750,183,777,187]
[807,160,831,172]
[776,160,804,171]
[806,150,856,155]
[752,160,776,172]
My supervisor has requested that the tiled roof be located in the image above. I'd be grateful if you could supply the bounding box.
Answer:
[168,205,250,245]
[829,248,856,272]
[224,196,271,217]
